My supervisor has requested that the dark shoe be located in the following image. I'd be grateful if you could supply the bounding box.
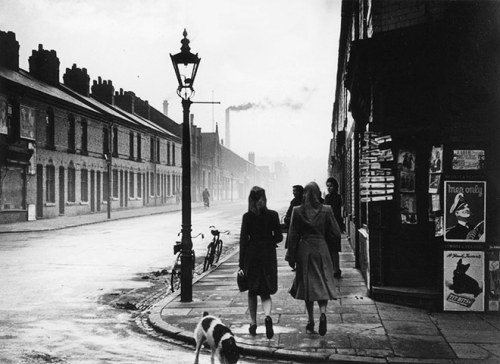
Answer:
[249,323,257,336]
[305,321,316,334]
[265,316,274,339]
[334,269,342,279]
[319,313,327,336]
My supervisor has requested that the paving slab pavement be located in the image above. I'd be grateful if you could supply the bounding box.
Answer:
[2,205,499,363]
[148,238,500,363]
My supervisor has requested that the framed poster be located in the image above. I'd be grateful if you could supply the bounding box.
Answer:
[452,150,485,170]
[428,173,441,193]
[444,251,484,311]
[444,181,485,242]
[429,145,443,173]
[20,105,36,140]
[488,250,500,311]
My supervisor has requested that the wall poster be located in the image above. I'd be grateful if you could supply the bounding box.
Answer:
[20,105,35,140]
[444,251,484,311]
[430,145,443,173]
[444,181,485,242]
[428,174,441,194]
[0,96,7,134]
[488,250,500,311]
[400,193,417,224]
[452,150,485,170]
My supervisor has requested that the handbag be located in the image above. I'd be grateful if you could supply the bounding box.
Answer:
[237,271,248,292]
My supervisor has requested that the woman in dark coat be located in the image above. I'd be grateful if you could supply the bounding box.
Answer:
[238,186,283,339]
[286,182,340,336]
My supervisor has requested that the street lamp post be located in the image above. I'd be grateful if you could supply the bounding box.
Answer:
[170,29,200,302]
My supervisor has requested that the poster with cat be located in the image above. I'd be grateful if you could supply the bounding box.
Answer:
[443,251,484,311]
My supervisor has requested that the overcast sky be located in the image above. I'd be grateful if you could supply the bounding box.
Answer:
[0,0,341,187]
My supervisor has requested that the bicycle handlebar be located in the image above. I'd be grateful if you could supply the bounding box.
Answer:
[177,231,204,239]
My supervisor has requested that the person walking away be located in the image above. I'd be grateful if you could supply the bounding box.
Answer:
[284,185,304,249]
[325,177,344,278]
[202,187,210,208]
[238,186,283,339]
[286,182,340,336]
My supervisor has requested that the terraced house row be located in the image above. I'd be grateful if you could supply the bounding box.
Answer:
[0,30,275,224]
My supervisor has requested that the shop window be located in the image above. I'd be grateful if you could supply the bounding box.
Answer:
[81,119,88,154]
[129,171,135,198]
[113,169,119,198]
[137,133,142,161]
[129,131,134,159]
[68,162,76,202]
[45,108,55,149]
[68,114,76,152]
[81,168,88,202]
[1,167,24,209]
[46,164,56,203]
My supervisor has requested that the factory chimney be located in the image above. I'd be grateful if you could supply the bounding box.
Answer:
[225,108,231,149]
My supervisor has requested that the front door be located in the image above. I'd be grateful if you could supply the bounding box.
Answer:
[59,166,65,215]
[36,164,43,218]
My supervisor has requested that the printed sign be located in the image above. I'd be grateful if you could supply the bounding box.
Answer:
[20,105,35,140]
[444,181,486,242]
[444,251,484,311]
[452,150,485,170]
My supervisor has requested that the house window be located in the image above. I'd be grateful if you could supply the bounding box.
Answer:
[172,143,175,166]
[6,100,20,141]
[157,173,160,196]
[150,136,155,162]
[68,163,76,202]
[129,131,134,159]
[113,169,119,198]
[167,141,171,165]
[137,133,142,161]
[81,168,88,202]
[45,164,55,203]
[137,173,142,198]
[113,126,118,156]
[80,119,88,154]
[46,108,55,149]
[68,114,75,152]
[129,171,135,198]
[103,127,110,156]
[156,139,160,163]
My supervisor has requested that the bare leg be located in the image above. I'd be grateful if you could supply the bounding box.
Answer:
[261,294,272,316]
[318,300,328,314]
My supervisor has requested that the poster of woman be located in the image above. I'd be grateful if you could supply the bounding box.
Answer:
[444,181,486,242]
[429,145,443,173]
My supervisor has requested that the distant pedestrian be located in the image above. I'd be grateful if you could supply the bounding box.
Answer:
[238,186,283,339]
[284,184,304,249]
[325,177,344,278]
[286,182,340,336]
[202,187,210,208]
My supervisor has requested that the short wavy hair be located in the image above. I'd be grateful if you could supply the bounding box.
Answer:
[248,186,267,215]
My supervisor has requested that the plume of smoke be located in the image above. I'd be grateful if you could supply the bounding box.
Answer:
[227,97,303,112]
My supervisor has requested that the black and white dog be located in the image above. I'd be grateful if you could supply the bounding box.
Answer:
[194,312,240,364]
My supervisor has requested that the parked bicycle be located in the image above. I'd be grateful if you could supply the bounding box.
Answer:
[170,232,203,292]
[202,226,230,272]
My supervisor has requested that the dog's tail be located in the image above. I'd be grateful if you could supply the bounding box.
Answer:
[202,311,209,317]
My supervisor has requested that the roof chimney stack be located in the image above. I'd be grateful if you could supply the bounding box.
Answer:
[0,31,19,71]
[29,44,60,86]
[91,77,115,105]
[63,64,90,96]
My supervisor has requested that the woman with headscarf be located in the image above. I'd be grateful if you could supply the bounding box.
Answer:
[238,186,283,339]
[286,182,340,336]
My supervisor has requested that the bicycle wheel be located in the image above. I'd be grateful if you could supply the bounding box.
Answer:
[215,239,223,263]
[203,243,214,272]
